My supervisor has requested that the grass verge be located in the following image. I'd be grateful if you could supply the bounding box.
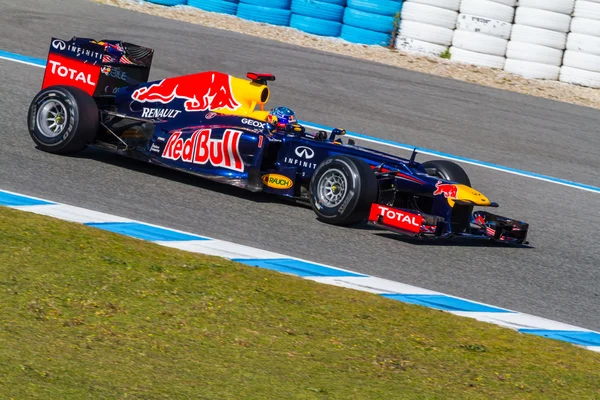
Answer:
[1,206,599,399]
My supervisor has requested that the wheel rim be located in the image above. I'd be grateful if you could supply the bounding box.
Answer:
[37,100,67,138]
[316,168,348,208]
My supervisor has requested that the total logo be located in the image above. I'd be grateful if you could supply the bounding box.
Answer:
[141,108,182,119]
[261,174,293,189]
[48,60,96,86]
[294,146,314,159]
[369,205,423,234]
[162,129,244,172]
[241,118,266,129]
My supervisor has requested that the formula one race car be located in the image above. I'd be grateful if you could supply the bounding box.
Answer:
[27,37,529,244]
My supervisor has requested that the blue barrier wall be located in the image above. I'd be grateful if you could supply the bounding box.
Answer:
[148,0,403,46]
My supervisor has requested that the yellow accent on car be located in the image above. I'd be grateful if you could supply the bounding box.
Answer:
[447,184,492,207]
[214,75,271,121]
[261,174,293,189]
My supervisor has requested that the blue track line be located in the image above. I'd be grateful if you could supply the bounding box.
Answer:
[0,50,46,67]
[2,49,598,195]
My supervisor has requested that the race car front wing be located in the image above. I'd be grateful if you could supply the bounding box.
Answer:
[367,204,529,245]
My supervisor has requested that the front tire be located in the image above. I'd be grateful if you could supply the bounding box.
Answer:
[310,155,378,226]
[422,160,471,186]
[27,85,99,154]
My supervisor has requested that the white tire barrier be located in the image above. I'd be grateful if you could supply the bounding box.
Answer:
[456,14,512,40]
[573,1,600,20]
[489,0,516,6]
[514,7,571,33]
[399,20,454,46]
[406,0,460,11]
[449,46,506,68]
[570,17,600,36]
[566,33,600,56]
[562,50,600,73]
[395,36,448,55]
[506,41,564,66]
[401,2,458,30]
[559,66,600,88]
[517,0,575,14]
[452,30,508,56]
[459,0,515,23]
[510,24,567,50]
[504,59,560,79]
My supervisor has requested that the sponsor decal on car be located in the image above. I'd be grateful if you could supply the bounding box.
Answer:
[294,146,314,159]
[205,112,217,119]
[149,144,161,153]
[368,205,423,234]
[161,129,244,172]
[241,118,266,129]
[103,85,122,95]
[433,180,458,198]
[47,59,97,86]
[131,72,240,112]
[261,174,293,189]
[141,108,182,119]
[101,66,128,82]
[283,157,317,169]
[51,39,103,61]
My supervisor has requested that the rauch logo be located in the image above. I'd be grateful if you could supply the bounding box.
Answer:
[262,174,293,189]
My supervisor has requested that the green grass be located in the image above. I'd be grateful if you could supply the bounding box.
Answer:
[1,207,599,399]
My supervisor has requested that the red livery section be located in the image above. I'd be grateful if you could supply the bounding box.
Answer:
[161,129,244,172]
[368,204,423,234]
[43,54,101,95]
[132,72,240,112]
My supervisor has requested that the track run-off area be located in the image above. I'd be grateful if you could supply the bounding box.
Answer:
[1,0,599,341]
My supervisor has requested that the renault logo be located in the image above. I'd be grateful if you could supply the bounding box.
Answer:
[294,146,314,159]
[52,39,66,50]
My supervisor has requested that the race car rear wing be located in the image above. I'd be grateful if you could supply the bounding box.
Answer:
[42,37,154,97]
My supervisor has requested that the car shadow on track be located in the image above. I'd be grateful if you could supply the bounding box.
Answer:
[374,232,534,248]
[74,147,284,204]
[74,148,533,248]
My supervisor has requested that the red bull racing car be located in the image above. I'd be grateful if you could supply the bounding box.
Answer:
[27,37,529,244]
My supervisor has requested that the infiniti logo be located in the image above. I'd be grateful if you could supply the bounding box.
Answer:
[52,39,66,50]
[294,146,314,159]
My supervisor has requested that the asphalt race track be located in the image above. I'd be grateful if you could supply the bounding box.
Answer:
[1,0,599,330]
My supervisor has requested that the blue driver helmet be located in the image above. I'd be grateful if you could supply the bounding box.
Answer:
[267,106,297,130]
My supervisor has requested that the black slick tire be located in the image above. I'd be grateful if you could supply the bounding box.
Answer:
[27,85,99,154]
[310,155,378,226]
[422,160,471,186]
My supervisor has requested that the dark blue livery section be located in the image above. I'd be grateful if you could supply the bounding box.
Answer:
[27,36,530,245]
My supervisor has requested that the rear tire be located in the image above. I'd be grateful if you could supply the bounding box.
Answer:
[27,85,99,154]
[310,155,378,225]
[422,159,471,186]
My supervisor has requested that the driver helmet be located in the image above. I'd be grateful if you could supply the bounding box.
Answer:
[267,107,297,131]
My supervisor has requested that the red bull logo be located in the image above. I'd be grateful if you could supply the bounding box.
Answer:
[132,71,240,112]
[433,180,458,198]
[162,129,244,172]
